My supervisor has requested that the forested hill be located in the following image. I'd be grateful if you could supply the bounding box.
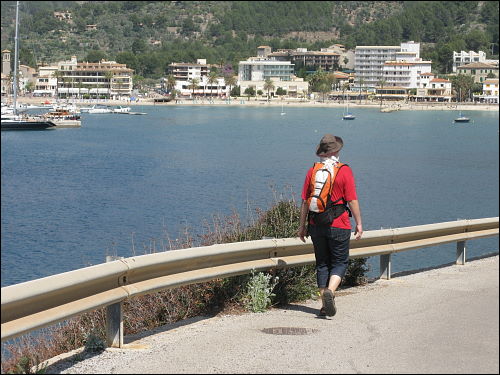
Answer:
[1,1,498,78]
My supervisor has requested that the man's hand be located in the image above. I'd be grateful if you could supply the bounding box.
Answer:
[298,226,308,243]
[354,224,363,240]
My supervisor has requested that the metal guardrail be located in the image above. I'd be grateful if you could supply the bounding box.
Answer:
[1,217,498,345]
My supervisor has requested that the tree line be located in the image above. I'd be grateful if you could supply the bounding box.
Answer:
[1,1,498,80]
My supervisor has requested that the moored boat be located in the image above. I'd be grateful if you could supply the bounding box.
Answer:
[342,94,356,120]
[42,109,81,127]
[1,114,56,130]
[113,106,131,113]
[80,104,113,114]
[454,114,470,123]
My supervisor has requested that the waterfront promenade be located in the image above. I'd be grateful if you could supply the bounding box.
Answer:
[47,255,499,374]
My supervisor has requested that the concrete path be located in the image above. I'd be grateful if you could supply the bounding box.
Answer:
[49,255,499,374]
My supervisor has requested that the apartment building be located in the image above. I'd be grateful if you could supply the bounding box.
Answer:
[238,58,295,82]
[456,62,499,83]
[268,47,344,72]
[55,56,133,99]
[416,76,452,102]
[167,59,229,97]
[475,78,499,103]
[18,65,37,95]
[355,41,423,90]
[169,59,210,81]
[452,51,487,73]
[238,57,308,97]
[34,66,58,96]
[382,59,432,88]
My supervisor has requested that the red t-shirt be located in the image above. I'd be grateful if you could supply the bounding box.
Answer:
[301,163,357,229]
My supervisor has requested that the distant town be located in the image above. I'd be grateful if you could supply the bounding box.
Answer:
[1,41,499,104]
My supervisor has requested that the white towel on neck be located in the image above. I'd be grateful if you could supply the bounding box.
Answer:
[319,155,339,176]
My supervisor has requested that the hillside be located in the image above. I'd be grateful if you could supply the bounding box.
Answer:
[1,1,498,77]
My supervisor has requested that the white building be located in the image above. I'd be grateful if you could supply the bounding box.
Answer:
[355,41,426,90]
[453,51,487,73]
[34,65,58,96]
[475,78,499,103]
[238,58,295,82]
[416,77,452,102]
[54,56,133,99]
[237,57,308,98]
[382,59,432,88]
[168,59,230,98]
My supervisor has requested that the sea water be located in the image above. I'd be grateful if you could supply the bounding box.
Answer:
[1,105,499,286]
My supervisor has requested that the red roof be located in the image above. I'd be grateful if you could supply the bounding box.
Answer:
[430,78,450,83]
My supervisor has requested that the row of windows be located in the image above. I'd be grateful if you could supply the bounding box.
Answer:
[59,72,132,77]
[181,85,227,90]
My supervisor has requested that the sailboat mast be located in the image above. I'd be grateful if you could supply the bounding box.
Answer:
[13,1,20,116]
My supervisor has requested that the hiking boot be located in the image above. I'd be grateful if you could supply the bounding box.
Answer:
[322,289,336,316]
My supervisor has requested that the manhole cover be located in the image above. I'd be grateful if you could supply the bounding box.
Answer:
[261,327,319,335]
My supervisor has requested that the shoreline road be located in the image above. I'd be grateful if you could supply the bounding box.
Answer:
[48,255,499,374]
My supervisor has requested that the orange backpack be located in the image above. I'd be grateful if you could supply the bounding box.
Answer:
[307,162,349,225]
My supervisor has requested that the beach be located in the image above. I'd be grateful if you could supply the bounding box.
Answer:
[14,96,500,112]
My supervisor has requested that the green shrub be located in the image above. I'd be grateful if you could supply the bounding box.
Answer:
[83,332,106,353]
[244,270,279,312]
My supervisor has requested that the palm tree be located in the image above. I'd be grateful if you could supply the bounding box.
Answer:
[263,78,275,102]
[318,82,330,102]
[341,82,350,103]
[326,73,338,92]
[207,71,218,98]
[166,74,176,94]
[224,75,237,98]
[52,70,64,99]
[104,71,114,100]
[357,78,365,104]
[302,88,309,102]
[377,78,386,108]
[77,81,84,100]
[189,77,199,98]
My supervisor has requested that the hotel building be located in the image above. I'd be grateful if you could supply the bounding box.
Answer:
[238,56,308,98]
[167,59,229,97]
[55,56,133,99]
[355,41,425,90]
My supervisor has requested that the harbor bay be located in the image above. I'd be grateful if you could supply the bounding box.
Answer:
[1,105,498,287]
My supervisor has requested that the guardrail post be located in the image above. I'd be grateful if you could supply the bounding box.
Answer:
[105,256,124,348]
[456,241,466,265]
[380,254,391,280]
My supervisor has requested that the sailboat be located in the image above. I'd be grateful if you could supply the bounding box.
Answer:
[342,94,355,120]
[454,89,470,123]
[1,1,56,130]
[280,102,286,115]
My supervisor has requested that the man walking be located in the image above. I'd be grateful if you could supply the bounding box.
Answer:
[298,134,363,317]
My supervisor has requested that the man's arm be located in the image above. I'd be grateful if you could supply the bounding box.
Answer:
[347,199,363,240]
[298,199,309,242]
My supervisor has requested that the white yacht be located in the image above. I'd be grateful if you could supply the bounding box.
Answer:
[80,104,113,114]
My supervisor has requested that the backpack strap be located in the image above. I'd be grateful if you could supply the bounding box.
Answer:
[329,163,352,217]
